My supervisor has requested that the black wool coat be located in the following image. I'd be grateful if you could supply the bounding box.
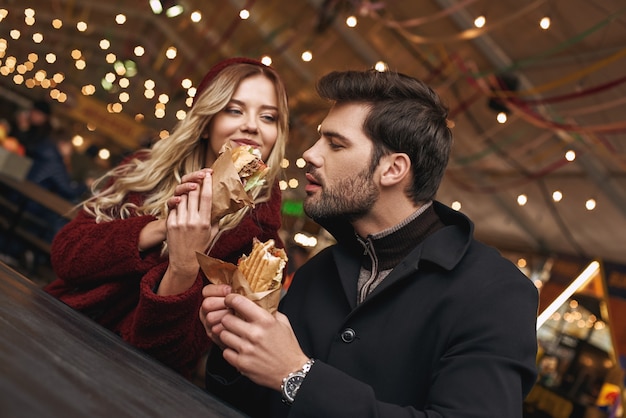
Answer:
[207,202,539,418]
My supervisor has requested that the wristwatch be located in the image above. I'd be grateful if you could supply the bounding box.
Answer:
[281,358,315,405]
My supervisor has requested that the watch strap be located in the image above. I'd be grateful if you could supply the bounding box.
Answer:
[281,358,315,405]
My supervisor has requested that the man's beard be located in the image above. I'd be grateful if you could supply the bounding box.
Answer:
[304,166,379,223]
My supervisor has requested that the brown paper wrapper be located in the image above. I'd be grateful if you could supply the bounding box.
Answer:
[210,147,254,224]
[196,251,281,314]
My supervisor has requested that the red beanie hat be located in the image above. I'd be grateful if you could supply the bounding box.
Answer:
[193,57,266,106]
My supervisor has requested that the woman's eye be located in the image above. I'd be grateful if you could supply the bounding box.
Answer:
[261,114,277,122]
[225,107,242,115]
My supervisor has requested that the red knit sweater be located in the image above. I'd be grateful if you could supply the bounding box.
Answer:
[44,184,283,378]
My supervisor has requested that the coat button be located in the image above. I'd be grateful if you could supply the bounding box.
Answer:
[341,328,356,343]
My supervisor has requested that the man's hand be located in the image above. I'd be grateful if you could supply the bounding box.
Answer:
[200,287,310,391]
[200,283,232,350]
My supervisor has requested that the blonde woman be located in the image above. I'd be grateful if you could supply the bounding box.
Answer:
[45,57,289,379]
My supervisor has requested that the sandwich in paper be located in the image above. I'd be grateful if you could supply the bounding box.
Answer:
[209,145,270,223]
[231,145,269,192]
[196,238,288,313]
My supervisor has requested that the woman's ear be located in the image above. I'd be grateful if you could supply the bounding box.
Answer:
[379,153,411,187]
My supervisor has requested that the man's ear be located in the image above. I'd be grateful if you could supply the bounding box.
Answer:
[379,153,411,186]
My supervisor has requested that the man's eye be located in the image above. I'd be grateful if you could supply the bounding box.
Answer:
[328,141,342,149]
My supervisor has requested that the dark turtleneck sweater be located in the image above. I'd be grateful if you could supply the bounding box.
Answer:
[356,201,445,303]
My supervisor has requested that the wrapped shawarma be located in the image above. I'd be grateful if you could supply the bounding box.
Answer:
[209,145,270,224]
[197,238,288,313]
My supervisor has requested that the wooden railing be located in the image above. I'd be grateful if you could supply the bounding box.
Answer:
[0,172,77,255]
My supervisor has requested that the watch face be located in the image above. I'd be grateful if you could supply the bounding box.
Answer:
[284,373,305,402]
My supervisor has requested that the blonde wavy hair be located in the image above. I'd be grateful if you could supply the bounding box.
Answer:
[82,61,289,248]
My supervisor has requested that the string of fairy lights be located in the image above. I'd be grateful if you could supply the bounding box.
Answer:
[0,2,617,255]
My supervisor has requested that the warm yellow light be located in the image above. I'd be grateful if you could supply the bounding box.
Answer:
[552,191,562,202]
[158,94,169,104]
[181,78,192,89]
[296,158,306,168]
[166,47,177,59]
[46,53,56,63]
[261,56,272,66]
[32,33,43,43]
[176,110,187,120]
[191,11,202,22]
[98,148,111,160]
[155,108,166,119]
[71,135,84,147]
[294,233,317,248]
[517,194,527,206]
[134,46,145,57]
[106,53,116,63]
[75,59,86,70]
[585,199,596,211]
[540,16,551,30]
[536,261,600,329]
[100,39,110,50]
[52,19,62,29]
[239,9,250,19]
[496,112,507,123]
[346,16,357,27]
[119,77,129,88]
[288,178,299,188]
[280,159,289,168]
[71,49,82,59]
[301,51,313,62]
[144,89,155,99]
[4,56,16,68]
[451,201,462,211]
[119,92,129,102]
[474,16,486,28]
[565,150,576,161]
[374,61,388,72]
[76,21,87,32]
[115,14,126,24]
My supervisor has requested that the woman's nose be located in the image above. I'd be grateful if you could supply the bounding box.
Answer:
[241,115,258,132]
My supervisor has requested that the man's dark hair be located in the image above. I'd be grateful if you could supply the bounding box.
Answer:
[316,70,452,204]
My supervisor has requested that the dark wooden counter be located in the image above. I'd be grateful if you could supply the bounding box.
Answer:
[0,261,247,418]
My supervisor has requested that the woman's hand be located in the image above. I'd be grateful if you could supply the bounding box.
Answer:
[158,169,218,296]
